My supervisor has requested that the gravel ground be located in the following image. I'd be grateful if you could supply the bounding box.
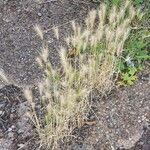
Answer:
[0,0,150,150]
[0,85,36,150]
[0,0,96,86]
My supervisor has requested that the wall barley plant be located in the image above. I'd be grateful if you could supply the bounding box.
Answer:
[25,1,140,149]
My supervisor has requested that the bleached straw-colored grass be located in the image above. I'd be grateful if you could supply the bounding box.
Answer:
[0,70,8,83]
[25,1,140,149]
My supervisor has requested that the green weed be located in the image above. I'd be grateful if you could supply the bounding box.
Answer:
[117,28,150,86]
[112,0,150,86]
[118,67,137,86]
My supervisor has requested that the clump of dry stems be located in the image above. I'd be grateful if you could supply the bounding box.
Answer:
[25,1,139,149]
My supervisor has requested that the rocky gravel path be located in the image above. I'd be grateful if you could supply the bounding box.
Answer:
[0,85,35,150]
[0,0,96,86]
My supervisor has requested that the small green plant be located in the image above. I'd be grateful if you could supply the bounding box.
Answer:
[103,0,145,8]
[118,67,137,86]
[112,0,121,5]
[117,29,150,86]
[132,0,143,7]
[103,0,122,7]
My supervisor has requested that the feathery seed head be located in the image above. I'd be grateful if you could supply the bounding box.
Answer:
[53,26,59,40]
[34,24,43,40]
[24,88,33,103]
[71,20,76,33]
[41,45,49,62]
[0,70,8,83]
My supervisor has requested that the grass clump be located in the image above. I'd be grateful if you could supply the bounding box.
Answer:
[25,1,141,149]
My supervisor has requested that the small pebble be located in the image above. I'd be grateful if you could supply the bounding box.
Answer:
[38,12,42,17]
[11,125,15,129]
[8,128,12,132]
[17,9,21,13]
[138,120,142,123]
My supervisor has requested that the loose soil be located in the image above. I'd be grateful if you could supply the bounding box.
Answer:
[0,0,150,150]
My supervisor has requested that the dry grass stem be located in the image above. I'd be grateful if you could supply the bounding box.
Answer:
[0,70,8,83]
